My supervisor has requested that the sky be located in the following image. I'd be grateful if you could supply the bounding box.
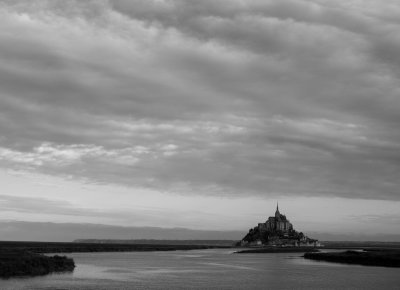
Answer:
[0,0,400,241]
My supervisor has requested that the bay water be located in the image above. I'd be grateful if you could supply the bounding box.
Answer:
[1,249,399,289]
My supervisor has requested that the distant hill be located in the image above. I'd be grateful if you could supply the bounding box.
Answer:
[0,221,243,242]
[73,239,236,246]
[1,221,399,242]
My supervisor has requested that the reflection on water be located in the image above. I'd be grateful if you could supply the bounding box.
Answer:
[1,249,399,290]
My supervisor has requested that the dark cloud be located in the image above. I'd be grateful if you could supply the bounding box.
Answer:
[0,194,119,218]
[0,194,207,226]
[0,0,399,200]
[348,213,400,225]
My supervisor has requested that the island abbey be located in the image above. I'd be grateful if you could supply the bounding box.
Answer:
[260,203,293,233]
[240,203,320,247]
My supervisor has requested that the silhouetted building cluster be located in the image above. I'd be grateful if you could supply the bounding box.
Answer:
[240,203,321,247]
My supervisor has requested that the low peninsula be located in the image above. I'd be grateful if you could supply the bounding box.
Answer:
[236,247,319,254]
[304,249,400,268]
[0,249,75,278]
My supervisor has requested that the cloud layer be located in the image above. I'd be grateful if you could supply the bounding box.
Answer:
[0,0,399,200]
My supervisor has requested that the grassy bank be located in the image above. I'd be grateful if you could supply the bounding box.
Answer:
[0,250,75,278]
[304,250,400,267]
[236,247,319,254]
[0,241,231,254]
[321,241,400,250]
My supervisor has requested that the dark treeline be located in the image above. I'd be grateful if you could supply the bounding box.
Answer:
[0,249,75,278]
[74,239,237,246]
[0,241,231,254]
[304,250,400,267]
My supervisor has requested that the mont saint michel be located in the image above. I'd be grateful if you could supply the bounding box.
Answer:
[240,204,321,247]
[1,0,400,288]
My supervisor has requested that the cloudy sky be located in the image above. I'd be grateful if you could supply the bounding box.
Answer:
[0,0,399,240]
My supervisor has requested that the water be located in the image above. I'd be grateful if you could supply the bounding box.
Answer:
[1,249,399,289]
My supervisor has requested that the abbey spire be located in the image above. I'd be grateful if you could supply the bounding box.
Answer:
[275,202,280,218]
